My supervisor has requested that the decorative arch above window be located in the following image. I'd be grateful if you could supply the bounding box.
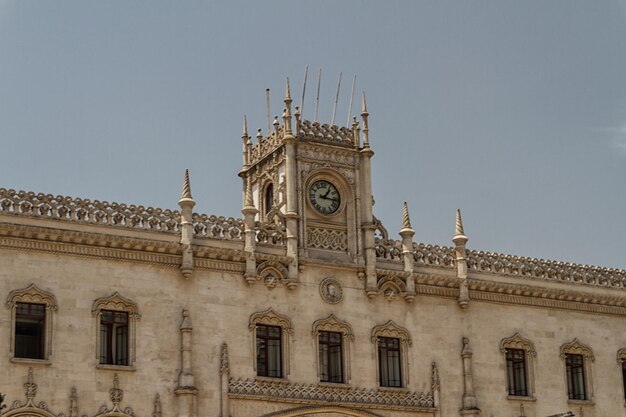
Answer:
[256,261,289,289]
[617,348,626,403]
[560,338,594,402]
[312,314,354,384]
[92,292,140,369]
[249,308,293,379]
[371,320,411,388]
[6,284,58,362]
[499,332,536,399]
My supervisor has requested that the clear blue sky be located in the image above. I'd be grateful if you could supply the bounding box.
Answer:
[1,1,625,269]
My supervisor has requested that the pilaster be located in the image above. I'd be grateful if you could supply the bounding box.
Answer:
[460,337,480,416]
[175,309,198,417]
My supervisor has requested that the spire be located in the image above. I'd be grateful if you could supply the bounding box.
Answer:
[453,208,468,245]
[361,91,370,148]
[181,169,193,200]
[285,77,292,102]
[402,201,412,229]
[242,115,248,138]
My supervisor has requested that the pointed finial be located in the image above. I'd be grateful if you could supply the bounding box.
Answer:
[181,169,192,199]
[285,77,292,101]
[361,91,368,115]
[242,115,248,138]
[453,208,468,246]
[455,208,464,236]
[402,201,412,229]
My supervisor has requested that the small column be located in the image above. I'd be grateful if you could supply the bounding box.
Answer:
[282,78,299,288]
[453,209,470,309]
[461,337,480,416]
[399,202,416,302]
[360,93,377,297]
[242,177,258,285]
[175,309,198,417]
[219,343,230,417]
[431,362,441,417]
[178,170,196,279]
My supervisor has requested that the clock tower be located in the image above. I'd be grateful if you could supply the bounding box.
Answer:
[239,79,377,294]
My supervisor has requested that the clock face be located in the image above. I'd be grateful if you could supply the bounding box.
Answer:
[309,180,341,215]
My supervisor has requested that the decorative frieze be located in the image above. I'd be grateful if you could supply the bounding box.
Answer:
[306,227,347,251]
[228,378,435,410]
[297,120,354,148]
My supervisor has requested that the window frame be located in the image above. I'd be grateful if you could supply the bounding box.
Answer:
[6,284,58,363]
[371,320,411,388]
[617,348,626,404]
[312,313,353,384]
[499,332,536,399]
[560,338,594,403]
[249,308,292,379]
[92,292,140,370]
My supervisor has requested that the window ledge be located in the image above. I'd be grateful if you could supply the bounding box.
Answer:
[377,386,409,393]
[318,382,350,389]
[96,364,136,372]
[567,399,594,406]
[254,376,289,384]
[507,395,536,402]
[11,358,51,366]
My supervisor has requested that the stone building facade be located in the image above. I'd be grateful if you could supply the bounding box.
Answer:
[1,81,626,417]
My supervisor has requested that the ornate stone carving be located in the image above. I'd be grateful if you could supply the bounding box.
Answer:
[311,314,353,340]
[249,128,284,164]
[616,348,626,364]
[371,321,412,346]
[4,368,60,417]
[6,284,58,310]
[220,342,230,375]
[560,338,594,361]
[499,333,536,356]
[91,293,140,319]
[255,261,289,289]
[373,218,402,261]
[306,227,347,251]
[319,278,344,304]
[412,243,455,268]
[376,276,412,303]
[248,308,293,334]
[0,188,181,233]
[152,394,161,417]
[228,378,435,410]
[93,374,135,417]
[192,213,244,240]
[466,249,626,289]
[297,120,354,148]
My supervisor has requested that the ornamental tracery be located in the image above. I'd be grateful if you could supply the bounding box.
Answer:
[248,308,293,333]
[3,368,59,417]
[371,321,412,346]
[560,338,594,361]
[499,333,536,356]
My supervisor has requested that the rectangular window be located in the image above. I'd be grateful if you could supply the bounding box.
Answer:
[99,310,129,366]
[565,354,586,400]
[319,331,343,383]
[505,348,528,396]
[378,337,402,388]
[256,325,282,378]
[15,302,46,359]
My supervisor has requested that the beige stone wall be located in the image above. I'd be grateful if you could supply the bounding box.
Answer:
[2,241,626,417]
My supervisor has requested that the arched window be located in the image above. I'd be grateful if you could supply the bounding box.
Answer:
[499,332,536,399]
[312,314,354,384]
[249,308,293,379]
[264,183,274,214]
[6,284,58,362]
[560,338,594,402]
[92,292,140,369]
[371,320,411,388]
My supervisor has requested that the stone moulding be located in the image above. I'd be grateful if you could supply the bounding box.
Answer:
[560,339,594,361]
[228,378,435,411]
[499,333,536,356]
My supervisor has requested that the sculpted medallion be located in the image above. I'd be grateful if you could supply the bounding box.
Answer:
[320,277,343,304]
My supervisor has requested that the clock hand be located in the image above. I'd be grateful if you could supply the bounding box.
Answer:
[322,188,331,198]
